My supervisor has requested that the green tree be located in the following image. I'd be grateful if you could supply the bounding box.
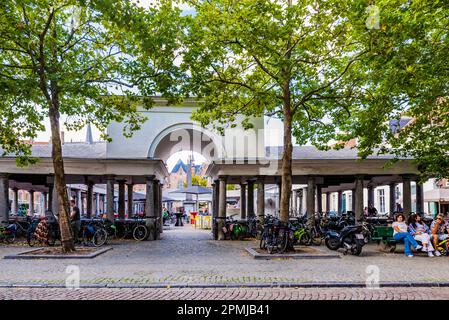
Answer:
[182,0,374,222]
[183,174,208,187]
[346,0,449,180]
[0,0,182,251]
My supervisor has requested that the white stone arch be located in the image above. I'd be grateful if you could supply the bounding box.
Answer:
[147,122,226,161]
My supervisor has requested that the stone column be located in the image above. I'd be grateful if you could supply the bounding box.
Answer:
[355,175,364,220]
[402,175,412,215]
[307,176,316,221]
[42,192,48,215]
[292,190,298,215]
[247,180,255,218]
[368,184,375,206]
[217,177,227,240]
[12,188,19,215]
[239,183,246,219]
[47,185,53,211]
[277,181,282,212]
[106,176,115,221]
[416,181,424,214]
[127,183,133,218]
[155,181,162,239]
[76,189,82,215]
[352,189,356,212]
[316,185,323,213]
[95,193,100,215]
[86,182,93,218]
[300,188,306,215]
[29,190,35,216]
[212,181,219,240]
[325,192,330,213]
[257,181,265,224]
[67,186,72,201]
[51,182,59,216]
[0,174,9,223]
[117,180,126,219]
[145,176,156,240]
[337,190,343,214]
[389,183,396,213]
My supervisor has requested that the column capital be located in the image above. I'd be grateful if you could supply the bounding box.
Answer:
[400,174,414,180]
[218,175,228,182]
[0,173,9,179]
[145,175,156,181]
[105,174,116,181]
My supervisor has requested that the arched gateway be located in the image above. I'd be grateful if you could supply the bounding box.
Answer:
[0,97,420,241]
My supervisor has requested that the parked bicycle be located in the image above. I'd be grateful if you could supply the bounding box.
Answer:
[79,219,108,247]
[0,222,17,243]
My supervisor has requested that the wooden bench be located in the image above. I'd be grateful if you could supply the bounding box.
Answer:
[371,226,398,252]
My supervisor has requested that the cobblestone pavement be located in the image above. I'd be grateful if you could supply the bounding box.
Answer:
[1,287,449,300]
[1,226,449,286]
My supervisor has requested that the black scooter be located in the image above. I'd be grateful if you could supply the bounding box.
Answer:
[325,222,369,256]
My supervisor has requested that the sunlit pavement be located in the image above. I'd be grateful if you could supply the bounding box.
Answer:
[0,225,449,287]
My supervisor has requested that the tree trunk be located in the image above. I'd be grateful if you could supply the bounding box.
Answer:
[49,104,75,252]
[280,91,293,223]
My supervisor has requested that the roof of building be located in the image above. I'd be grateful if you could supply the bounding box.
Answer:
[389,117,413,134]
[1,142,405,161]
[265,146,403,160]
[171,159,202,174]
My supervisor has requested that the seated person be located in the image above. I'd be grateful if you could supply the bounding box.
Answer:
[367,203,378,217]
[408,214,435,257]
[430,214,449,257]
[392,213,422,257]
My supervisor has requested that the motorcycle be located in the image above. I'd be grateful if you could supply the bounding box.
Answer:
[324,222,369,256]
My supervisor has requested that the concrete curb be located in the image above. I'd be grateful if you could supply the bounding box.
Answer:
[245,247,341,260]
[1,281,449,289]
[3,247,113,259]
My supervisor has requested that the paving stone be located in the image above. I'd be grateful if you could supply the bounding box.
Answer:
[0,226,449,288]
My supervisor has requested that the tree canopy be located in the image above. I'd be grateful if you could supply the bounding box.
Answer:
[346,0,449,180]
[181,0,378,221]
[0,0,183,164]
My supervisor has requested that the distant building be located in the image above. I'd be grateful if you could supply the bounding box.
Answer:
[166,159,210,190]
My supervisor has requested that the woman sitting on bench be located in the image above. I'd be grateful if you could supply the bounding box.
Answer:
[408,214,435,257]
[392,214,422,257]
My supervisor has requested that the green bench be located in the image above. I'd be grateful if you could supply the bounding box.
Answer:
[371,226,398,252]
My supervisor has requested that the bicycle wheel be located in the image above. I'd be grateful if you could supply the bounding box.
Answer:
[92,229,108,247]
[300,231,312,246]
[27,232,38,247]
[5,232,15,244]
[133,225,148,241]
[259,234,266,249]
[278,229,290,254]
[311,229,322,246]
